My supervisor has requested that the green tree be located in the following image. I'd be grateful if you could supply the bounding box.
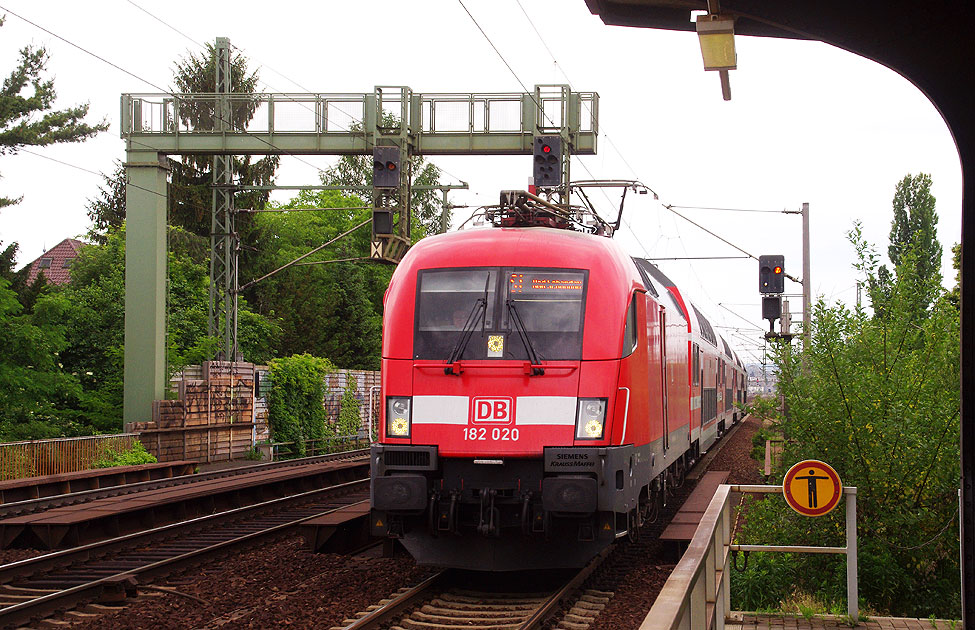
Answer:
[733,224,960,618]
[946,242,961,308]
[0,16,108,208]
[877,173,943,315]
[0,239,47,313]
[36,228,279,434]
[85,161,126,244]
[168,43,278,238]
[246,190,383,369]
[888,173,941,272]
[0,276,82,440]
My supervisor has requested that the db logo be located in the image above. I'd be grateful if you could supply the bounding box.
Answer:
[471,397,514,424]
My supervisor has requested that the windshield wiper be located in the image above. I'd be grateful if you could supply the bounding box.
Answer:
[445,276,490,374]
[506,299,545,375]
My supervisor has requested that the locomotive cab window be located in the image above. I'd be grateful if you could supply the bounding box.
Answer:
[416,269,497,332]
[622,292,640,357]
[414,267,587,361]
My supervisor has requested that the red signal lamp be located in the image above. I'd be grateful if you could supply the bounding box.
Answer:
[542,144,552,153]
[386,161,397,171]
[773,266,782,274]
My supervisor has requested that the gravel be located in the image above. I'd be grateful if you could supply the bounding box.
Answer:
[70,539,433,630]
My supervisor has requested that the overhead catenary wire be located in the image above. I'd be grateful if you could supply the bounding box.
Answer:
[495,0,768,349]
[514,6,780,343]
[125,0,203,48]
[669,204,794,214]
[475,1,656,253]
[513,0,660,199]
[4,6,395,303]
[236,219,371,293]
[718,303,767,332]
[19,148,169,201]
[121,0,471,188]
[0,4,339,181]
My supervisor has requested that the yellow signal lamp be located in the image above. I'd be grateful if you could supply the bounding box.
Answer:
[389,417,410,437]
[584,418,604,438]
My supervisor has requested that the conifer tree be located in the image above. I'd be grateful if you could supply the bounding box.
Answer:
[0,16,108,208]
[168,43,279,238]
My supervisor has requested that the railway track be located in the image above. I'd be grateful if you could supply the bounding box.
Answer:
[0,478,370,629]
[0,449,369,520]
[0,419,751,628]
[332,547,614,630]
[327,418,750,630]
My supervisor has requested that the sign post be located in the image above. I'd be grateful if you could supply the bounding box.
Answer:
[778,459,856,620]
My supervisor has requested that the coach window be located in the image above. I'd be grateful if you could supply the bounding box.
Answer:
[692,344,700,386]
[622,293,640,357]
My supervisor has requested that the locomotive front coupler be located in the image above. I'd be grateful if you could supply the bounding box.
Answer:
[477,488,501,537]
[520,493,532,535]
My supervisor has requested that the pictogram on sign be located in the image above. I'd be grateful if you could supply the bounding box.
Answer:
[782,459,842,517]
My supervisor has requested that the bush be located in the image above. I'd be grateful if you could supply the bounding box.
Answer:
[94,440,157,468]
[734,228,961,618]
[266,354,334,457]
[336,378,361,437]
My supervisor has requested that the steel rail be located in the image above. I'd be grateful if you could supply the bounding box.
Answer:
[521,545,614,630]
[341,570,450,630]
[0,479,369,629]
[0,449,368,519]
[341,544,613,630]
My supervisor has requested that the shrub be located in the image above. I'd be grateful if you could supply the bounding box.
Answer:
[94,440,157,468]
[266,354,334,457]
[336,378,362,438]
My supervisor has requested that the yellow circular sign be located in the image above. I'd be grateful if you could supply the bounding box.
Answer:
[782,460,842,517]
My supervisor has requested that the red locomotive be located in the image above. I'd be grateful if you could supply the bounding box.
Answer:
[370,191,746,571]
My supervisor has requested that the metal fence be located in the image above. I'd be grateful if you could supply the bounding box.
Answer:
[640,484,859,630]
[257,435,369,461]
[0,434,140,481]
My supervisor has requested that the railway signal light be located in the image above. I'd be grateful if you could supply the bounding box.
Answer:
[762,295,782,325]
[758,254,785,294]
[373,146,400,189]
[533,136,562,187]
[372,209,394,236]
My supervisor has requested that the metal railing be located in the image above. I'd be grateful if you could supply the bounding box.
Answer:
[640,484,859,630]
[120,86,599,155]
[0,434,140,481]
[257,435,370,461]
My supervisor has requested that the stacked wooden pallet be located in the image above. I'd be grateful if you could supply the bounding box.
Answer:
[142,361,258,463]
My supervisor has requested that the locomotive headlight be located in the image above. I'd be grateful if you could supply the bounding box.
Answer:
[386,397,412,438]
[575,398,607,440]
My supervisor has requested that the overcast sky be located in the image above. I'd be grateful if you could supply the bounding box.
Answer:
[0,0,962,364]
